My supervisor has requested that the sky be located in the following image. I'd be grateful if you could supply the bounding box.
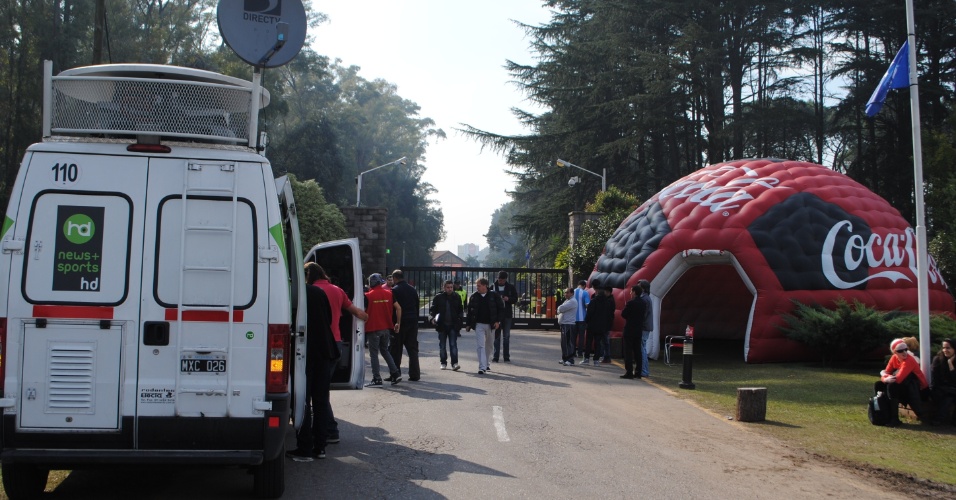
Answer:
[310,1,553,254]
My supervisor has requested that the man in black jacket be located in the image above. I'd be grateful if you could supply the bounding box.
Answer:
[466,277,500,374]
[620,285,647,379]
[429,280,464,371]
[390,269,421,381]
[491,271,519,362]
[583,285,615,366]
[288,265,338,461]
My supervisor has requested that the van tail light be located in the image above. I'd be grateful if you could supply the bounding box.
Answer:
[266,324,290,393]
[0,318,6,396]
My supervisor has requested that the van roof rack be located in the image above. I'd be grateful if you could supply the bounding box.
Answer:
[43,62,270,146]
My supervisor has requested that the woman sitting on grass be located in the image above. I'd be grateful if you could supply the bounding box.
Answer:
[931,338,956,426]
[878,338,929,426]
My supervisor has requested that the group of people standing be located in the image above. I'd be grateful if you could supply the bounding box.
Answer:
[426,271,518,375]
[556,279,652,380]
[291,266,426,462]
[289,262,370,462]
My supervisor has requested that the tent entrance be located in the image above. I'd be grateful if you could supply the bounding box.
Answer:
[648,250,757,361]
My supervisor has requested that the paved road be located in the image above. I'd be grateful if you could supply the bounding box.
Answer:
[43,330,910,499]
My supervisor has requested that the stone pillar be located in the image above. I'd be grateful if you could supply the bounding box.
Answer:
[342,207,388,278]
[568,211,603,285]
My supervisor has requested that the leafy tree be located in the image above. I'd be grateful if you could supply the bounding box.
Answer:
[484,203,525,267]
[290,175,347,249]
[567,187,639,280]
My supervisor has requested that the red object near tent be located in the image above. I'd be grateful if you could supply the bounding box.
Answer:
[590,158,954,362]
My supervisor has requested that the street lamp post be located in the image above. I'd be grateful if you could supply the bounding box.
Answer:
[556,158,606,192]
[356,156,408,207]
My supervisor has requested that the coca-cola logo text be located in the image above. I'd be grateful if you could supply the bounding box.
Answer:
[821,220,942,289]
[659,166,781,213]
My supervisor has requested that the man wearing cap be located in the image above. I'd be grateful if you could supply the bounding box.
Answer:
[491,271,518,362]
[429,280,464,371]
[390,269,421,381]
[364,273,402,386]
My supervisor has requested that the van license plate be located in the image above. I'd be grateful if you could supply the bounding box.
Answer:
[181,358,226,373]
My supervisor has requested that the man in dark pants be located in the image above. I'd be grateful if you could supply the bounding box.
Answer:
[620,285,647,379]
[492,271,518,362]
[389,269,421,381]
[429,280,464,371]
[287,267,338,461]
[583,284,614,365]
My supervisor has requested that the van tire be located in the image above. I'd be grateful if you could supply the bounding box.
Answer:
[2,463,49,499]
[253,443,285,498]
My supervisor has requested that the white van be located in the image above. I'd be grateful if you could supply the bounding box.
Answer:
[0,63,362,498]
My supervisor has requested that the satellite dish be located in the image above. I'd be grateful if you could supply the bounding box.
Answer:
[217,0,307,68]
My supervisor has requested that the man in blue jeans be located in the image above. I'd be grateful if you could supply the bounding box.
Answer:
[429,280,463,371]
[492,271,518,362]
[573,280,590,357]
[639,279,652,377]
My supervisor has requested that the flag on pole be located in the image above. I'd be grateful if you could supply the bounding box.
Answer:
[865,41,910,117]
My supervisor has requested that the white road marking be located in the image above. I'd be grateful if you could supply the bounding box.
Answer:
[493,405,510,442]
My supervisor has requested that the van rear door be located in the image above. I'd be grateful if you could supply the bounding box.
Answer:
[305,239,365,389]
[137,157,270,427]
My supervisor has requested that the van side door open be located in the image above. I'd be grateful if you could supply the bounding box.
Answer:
[305,239,365,390]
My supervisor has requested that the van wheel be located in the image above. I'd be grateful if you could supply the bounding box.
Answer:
[2,463,49,499]
[253,444,285,499]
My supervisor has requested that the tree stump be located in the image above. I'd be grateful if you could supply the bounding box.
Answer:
[736,387,767,422]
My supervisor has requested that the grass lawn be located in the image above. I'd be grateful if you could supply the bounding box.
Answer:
[648,340,956,486]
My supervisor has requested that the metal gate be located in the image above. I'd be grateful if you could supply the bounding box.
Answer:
[400,267,568,330]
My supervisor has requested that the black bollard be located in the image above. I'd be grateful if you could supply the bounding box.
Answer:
[679,335,695,389]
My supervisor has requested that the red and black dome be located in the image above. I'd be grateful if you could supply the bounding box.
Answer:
[591,159,954,362]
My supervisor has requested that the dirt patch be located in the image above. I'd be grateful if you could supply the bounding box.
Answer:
[819,454,956,499]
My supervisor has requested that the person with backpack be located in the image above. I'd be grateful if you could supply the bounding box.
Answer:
[877,338,929,426]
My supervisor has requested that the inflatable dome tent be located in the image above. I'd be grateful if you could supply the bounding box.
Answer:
[590,158,955,363]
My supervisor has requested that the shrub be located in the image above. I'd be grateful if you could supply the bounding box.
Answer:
[780,299,891,365]
[885,313,956,357]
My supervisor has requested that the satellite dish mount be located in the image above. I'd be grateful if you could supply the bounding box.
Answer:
[217,0,308,149]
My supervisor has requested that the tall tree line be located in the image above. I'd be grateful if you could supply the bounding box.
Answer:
[0,1,444,267]
[467,0,956,280]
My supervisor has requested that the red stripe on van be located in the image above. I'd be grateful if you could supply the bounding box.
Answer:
[32,305,114,319]
[164,309,244,322]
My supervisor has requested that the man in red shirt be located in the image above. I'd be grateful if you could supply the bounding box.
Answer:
[364,273,402,386]
[309,263,368,443]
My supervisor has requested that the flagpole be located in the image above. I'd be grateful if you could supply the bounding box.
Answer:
[904,0,931,382]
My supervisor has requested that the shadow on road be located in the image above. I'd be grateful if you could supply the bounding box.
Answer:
[285,419,515,499]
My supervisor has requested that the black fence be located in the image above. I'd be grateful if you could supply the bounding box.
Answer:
[400,266,569,330]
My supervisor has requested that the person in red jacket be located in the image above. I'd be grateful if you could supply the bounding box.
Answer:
[364,273,402,386]
[879,338,929,426]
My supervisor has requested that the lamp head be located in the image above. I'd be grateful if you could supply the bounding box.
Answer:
[398,156,408,165]
[556,159,568,168]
